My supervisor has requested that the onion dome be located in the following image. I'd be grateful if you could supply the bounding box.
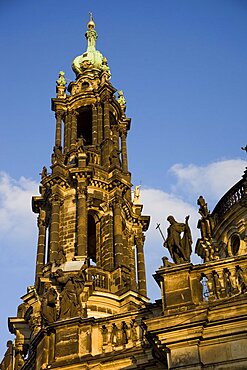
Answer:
[72,13,111,77]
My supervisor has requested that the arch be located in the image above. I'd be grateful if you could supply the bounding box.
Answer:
[88,214,96,262]
[77,106,92,145]
[230,233,240,256]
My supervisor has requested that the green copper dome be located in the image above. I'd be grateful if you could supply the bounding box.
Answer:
[72,13,110,76]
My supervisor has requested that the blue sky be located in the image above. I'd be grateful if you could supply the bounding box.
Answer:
[1,0,247,359]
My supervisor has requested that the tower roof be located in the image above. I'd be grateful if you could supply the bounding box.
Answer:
[72,13,111,77]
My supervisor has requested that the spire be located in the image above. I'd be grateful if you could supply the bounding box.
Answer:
[85,12,98,52]
[72,13,110,77]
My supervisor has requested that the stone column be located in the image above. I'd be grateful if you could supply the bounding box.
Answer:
[97,104,103,144]
[55,110,63,148]
[112,198,123,267]
[112,125,119,149]
[35,208,47,286]
[129,234,137,290]
[135,233,147,296]
[70,110,78,150]
[121,129,128,173]
[49,194,62,264]
[64,112,69,154]
[92,105,98,145]
[77,182,88,258]
[103,97,110,140]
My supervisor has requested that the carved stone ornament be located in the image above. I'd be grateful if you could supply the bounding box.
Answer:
[55,267,87,319]
[41,286,58,325]
[164,215,192,264]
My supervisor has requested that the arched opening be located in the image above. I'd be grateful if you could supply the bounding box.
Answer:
[88,214,96,263]
[110,111,116,127]
[77,107,92,145]
[231,234,240,256]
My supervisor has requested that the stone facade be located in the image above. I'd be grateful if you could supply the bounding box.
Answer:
[1,15,247,370]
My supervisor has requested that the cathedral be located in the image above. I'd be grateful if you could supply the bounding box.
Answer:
[1,14,247,370]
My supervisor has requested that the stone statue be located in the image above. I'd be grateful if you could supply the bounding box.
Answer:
[236,266,246,293]
[117,90,126,106]
[133,185,141,204]
[1,341,13,370]
[130,320,138,343]
[52,145,63,165]
[164,215,192,264]
[41,286,58,325]
[77,136,86,152]
[197,195,214,240]
[110,323,118,345]
[56,268,86,319]
[110,148,121,167]
[121,321,128,345]
[56,71,67,86]
[101,57,111,75]
[40,166,47,179]
[101,325,108,345]
[85,13,98,50]
[56,245,66,266]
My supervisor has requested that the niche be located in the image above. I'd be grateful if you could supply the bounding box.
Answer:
[230,233,240,256]
[88,214,96,263]
[77,107,92,145]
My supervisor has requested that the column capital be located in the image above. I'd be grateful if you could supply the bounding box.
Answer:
[71,109,79,118]
[50,193,63,206]
[135,233,145,247]
[77,184,87,199]
[55,110,64,120]
[37,214,46,228]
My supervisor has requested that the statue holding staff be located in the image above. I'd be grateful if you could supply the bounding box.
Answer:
[160,215,192,264]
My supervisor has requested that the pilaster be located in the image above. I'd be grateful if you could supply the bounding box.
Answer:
[135,233,147,296]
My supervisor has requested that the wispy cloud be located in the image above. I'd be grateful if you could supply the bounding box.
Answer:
[170,159,247,207]
[0,172,38,253]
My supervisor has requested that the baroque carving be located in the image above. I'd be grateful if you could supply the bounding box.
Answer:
[40,166,47,180]
[51,145,64,165]
[109,148,121,168]
[55,267,87,319]
[163,215,192,264]
[41,285,58,325]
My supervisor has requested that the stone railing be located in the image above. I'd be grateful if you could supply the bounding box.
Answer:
[87,150,101,165]
[198,261,246,302]
[87,267,109,290]
[212,177,245,226]
[155,257,247,310]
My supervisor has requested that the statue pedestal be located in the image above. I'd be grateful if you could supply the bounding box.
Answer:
[154,263,194,312]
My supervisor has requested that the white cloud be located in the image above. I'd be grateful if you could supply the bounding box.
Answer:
[170,159,247,208]
[0,172,38,245]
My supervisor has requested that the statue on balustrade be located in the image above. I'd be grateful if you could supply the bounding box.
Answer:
[164,215,192,264]
[197,195,214,240]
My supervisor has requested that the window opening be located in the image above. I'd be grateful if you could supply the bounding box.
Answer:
[231,234,240,256]
[77,108,92,145]
[88,214,96,263]
[200,274,209,301]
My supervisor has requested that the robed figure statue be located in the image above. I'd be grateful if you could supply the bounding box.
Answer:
[164,215,192,264]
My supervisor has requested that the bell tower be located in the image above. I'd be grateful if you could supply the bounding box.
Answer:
[33,14,150,299]
[0,15,166,370]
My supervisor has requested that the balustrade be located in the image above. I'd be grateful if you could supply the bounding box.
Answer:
[212,178,245,225]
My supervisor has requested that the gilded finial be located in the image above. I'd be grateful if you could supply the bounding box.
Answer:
[87,11,95,29]
[56,71,66,86]
[117,90,126,111]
